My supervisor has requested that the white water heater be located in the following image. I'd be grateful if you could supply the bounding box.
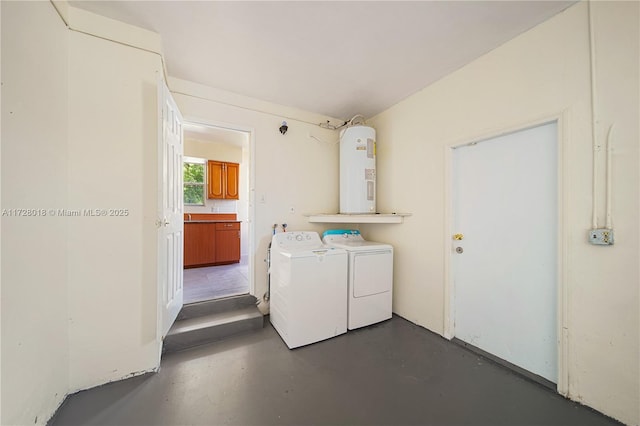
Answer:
[340,125,376,214]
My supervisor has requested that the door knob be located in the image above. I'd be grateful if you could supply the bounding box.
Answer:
[155,218,170,228]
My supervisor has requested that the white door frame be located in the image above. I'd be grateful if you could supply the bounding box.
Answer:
[180,116,256,298]
[442,111,569,396]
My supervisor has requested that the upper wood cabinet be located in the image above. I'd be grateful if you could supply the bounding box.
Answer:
[207,160,239,200]
[224,162,239,199]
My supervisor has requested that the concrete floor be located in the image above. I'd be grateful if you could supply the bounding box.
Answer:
[50,316,620,426]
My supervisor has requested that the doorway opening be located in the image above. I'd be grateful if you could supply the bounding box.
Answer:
[182,122,253,304]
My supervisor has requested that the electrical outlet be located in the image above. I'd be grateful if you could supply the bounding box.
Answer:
[589,228,614,245]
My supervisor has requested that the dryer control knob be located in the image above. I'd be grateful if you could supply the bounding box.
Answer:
[296,234,303,241]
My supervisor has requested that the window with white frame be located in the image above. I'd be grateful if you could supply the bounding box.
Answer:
[183,157,206,205]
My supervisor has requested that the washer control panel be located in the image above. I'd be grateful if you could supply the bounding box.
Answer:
[273,231,321,250]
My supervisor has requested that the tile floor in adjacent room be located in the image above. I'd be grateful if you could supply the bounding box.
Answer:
[50,316,621,426]
[183,258,249,304]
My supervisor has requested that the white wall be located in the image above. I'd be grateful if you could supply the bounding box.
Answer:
[170,77,348,305]
[364,2,639,424]
[1,2,69,424]
[66,27,163,391]
[239,145,250,257]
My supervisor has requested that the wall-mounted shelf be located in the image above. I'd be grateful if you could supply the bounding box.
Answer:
[306,213,411,224]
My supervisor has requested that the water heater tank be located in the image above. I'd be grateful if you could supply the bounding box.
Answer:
[340,125,376,214]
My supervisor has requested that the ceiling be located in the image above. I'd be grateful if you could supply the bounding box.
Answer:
[68,1,575,121]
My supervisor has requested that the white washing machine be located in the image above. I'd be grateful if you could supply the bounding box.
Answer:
[323,230,393,330]
[270,231,347,349]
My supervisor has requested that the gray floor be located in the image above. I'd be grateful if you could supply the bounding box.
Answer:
[50,316,620,426]
[183,258,249,304]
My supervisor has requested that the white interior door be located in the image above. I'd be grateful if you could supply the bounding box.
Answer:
[452,122,558,383]
[158,79,184,337]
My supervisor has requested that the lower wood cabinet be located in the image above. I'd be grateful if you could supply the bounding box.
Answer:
[184,223,216,267]
[183,221,241,268]
[215,222,241,264]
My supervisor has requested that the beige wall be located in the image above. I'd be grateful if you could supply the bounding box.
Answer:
[185,138,243,164]
[2,4,164,423]
[1,2,69,424]
[67,25,163,391]
[364,2,638,424]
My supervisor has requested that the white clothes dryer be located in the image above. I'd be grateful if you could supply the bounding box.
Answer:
[322,230,393,330]
[270,231,347,349]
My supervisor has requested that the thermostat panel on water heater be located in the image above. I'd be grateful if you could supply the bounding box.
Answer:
[340,125,376,214]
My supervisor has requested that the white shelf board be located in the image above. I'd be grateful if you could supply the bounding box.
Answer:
[306,213,411,224]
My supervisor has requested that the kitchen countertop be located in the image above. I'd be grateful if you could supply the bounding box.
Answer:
[183,213,238,223]
[184,220,240,223]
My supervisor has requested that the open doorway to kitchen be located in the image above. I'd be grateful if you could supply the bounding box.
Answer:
[182,122,252,304]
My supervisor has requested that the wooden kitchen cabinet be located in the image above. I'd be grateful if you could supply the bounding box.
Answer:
[183,222,216,267]
[183,221,241,268]
[215,222,241,264]
[207,160,239,200]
